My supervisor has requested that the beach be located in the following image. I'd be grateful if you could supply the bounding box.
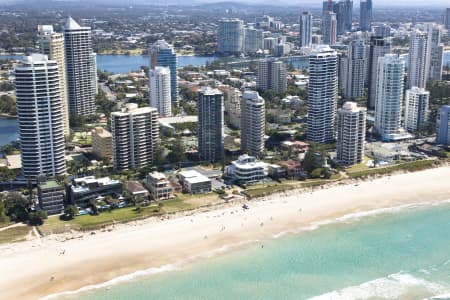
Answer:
[1,165,450,300]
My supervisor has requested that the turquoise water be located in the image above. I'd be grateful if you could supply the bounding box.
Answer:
[73,202,450,300]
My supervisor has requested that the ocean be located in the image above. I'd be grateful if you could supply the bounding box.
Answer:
[0,117,18,149]
[66,201,450,300]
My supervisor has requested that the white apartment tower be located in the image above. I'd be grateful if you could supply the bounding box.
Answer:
[15,54,66,178]
[374,54,405,138]
[64,17,96,116]
[243,27,264,54]
[367,36,391,109]
[217,18,244,55]
[224,88,242,129]
[405,87,430,133]
[307,46,338,144]
[407,30,429,89]
[322,11,337,45]
[37,25,69,136]
[240,91,265,157]
[111,104,159,171]
[256,59,287,94]
[149,66,172,117]
[300,12,313,47]
[344,38,367,99]
[337,102,367,166]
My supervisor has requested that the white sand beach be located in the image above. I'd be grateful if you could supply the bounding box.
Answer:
[1,166,450,300]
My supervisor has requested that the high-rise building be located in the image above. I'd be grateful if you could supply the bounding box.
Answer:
[336,102,366,166]
[224,88,242,129]
[307,46,338,144]
[344,38,366,99]
[149,66,172,117]
[367,36,391,109]
[404,87,430,133]
[243,27,264,54]
[256,59,287,94]
[37,25,69,136]
[149,40,178,105]
[359,0,372,32]
[322,11,337,45]
[91,127,112,160]
[241,91,265,157]
[323,0,336,15]
[64,17,96,116]
[299,12,313,47]
[374,54,405,138]
[111,104,159,171]
[445,8,450,30]
[15,54,66,178]
[407,30,429,89]
[334,0,353,36]
[436,105,450,145]
[373,24,391,38]
[217,18,244,55]
[427,25,444,81]
[198,87,224,163]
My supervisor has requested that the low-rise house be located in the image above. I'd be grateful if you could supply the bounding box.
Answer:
[70,176,122,207]
[178,170,212,194]
[145,172,174,200]
[226,154,268,184]
[267,164,286,179]
[279,160,304,179]
[38,180,65,215]
[281,141,310,154]
[127,181,149,199]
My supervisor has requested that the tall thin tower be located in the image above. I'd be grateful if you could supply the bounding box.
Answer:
[407,30,429,89]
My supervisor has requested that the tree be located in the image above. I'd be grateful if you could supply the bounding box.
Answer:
[2,192,31,222]
[64,205,79,220]
[303,150,320,173]
[167,139,186,165]
[0,202,9,223]
[28,211,47,226]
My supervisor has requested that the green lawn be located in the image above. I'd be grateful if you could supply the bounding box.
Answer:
[0,226,31,244]
[347,159,436,178]
[346,156,371,173]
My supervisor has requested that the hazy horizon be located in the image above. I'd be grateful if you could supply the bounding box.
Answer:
[0,0,449,8]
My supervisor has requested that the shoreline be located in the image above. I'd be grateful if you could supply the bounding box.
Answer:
[1,166,450,300]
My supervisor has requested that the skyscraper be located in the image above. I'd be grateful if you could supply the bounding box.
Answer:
[299,12,313,47]
[243,27,264,54]
[217,18,244,55]
[256,59,287,94]
[359,0,372,32]
[240,91,265,157]
[367,36,391,109]
[445,8,450,30]
[404,87,430,133]
[336,102,366,166]
[334,0,353,36]
[374,54,405,138]
[307,46,338,144]
[149,40,178,106]
[15,54,66,178]
[111,104,159,171]
[427,25,444,81]
[64,17,96,116]
[436,105,450,145]
[344,37,366,99]
[37,25,69,136]
[198,87,224,163]
[407,30,429,89]
[323,0,336,15]
[322,12,337,45]
[149,66,172,117]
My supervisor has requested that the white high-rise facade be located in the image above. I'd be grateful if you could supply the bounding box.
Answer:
[240,91,265,157]
[243,27,264,54]
[337,102,366,166]
[374,54,405,138]
[64,17,96,116]
[307,46,338,144]
[299,12,313,47]
[256,59,287,94]
[407,30,429,89]
[404,87,430,133]
[367,36,391,109]
[217,18,244,55]
[15,54,66,178]
[427,25,444,81]
[344,38,366,99]
[149,66,172,117]
[38,25,70,136]
[111,104,159,171]
[322,11,337,45]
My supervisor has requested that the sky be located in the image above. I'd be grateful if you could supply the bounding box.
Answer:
[0,0,448,7]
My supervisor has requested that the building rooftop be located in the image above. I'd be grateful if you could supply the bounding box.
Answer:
[65,17,82,30]
[147,171,168,181]
[127,181,148,194]
[178,170,210,184]
[92,127,112,138]
[231,154,268,170]
[39,180,61,190]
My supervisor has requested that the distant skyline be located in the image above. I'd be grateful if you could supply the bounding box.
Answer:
[0,0,449,8]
